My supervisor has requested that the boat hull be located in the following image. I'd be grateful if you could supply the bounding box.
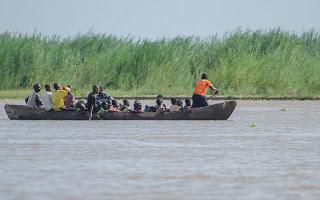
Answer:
[4,101,237,120]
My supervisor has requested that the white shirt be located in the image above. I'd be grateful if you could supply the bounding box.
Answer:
[42,91,53,111]
[170,105,181,112]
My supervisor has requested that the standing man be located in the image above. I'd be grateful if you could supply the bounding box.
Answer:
[192,73,219,108]
[87,85,101,113]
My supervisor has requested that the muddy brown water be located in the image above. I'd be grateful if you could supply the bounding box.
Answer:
[0,100,319,200]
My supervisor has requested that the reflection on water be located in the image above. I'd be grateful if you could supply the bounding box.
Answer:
[0,100,320,199]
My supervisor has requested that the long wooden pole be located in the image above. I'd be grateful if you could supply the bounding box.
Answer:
[1,99,9,104]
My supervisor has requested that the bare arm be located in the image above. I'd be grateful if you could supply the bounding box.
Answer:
[209,86,219,95]
[35,94,43,107]
[25,96,29,104]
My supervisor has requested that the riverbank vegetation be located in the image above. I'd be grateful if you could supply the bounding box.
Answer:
[1,28,319,98]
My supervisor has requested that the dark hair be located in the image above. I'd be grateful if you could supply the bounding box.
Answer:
[156,98,163,106]
[53,83,60,90]
[112,99,118,108]
[45,84,51,91]
[93,84,99,91]
[99,85,103,91]
[201,73,208,80]
[101,102,108,110]
[185,98,191,106]
[177,99,183,107]
[156,95,164,100]
[170,98,177,105]
[33,83,41,92]
[123,99,130,106]
[134,100,142,111]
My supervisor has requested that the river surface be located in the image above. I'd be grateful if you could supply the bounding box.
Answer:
[0,100,319,200]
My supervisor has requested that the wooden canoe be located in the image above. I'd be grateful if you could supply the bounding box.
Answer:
[4,101,237,120]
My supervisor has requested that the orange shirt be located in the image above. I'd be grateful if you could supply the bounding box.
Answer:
[193,79,213,96]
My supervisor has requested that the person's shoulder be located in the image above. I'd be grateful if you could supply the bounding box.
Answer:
[205,79,213,85]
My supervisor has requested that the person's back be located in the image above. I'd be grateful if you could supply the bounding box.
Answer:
[52,83,69,111]
[42,84,53,111]
[26,83,43,108]
[193,79,213,97]
[192,74,219,108]
[64,85,75,108]
[64,93,75,108]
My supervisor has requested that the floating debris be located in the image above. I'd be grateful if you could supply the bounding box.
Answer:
[280,108,287,111]
[250,122,256,128]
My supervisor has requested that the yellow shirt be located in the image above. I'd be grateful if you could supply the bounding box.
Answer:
[52,90,68,111]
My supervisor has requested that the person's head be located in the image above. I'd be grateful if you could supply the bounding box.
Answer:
[156,98,163,106]
[134,100,142,111]
[123,99,130,106]
[185,98,191,107]
[53,83,60,91]
[201,73,208,80]
[33,83,41,93]
[45,84,51,92]
[67,84,72,91]
[101,102,108,110]
[99,86,104,94]
[112,99,119,108]
[171,98,177,105]
[156,95,164,100]
[92,85,99,94]
[177,99,183,107]
[106,99,112,109]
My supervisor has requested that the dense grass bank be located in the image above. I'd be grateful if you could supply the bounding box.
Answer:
[0,29,320,98]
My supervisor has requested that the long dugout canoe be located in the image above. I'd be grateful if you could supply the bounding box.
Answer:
[4,101,237,120]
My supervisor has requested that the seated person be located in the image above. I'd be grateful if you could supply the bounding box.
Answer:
[156,95,167,110]
[176,99,183,111]
[108,100,119,112]
[120,99,131,112]
[170,98,180,112]
[183,98,192,110]
[97,86,113,103]
[52,83,70,111]
[87,85,101,113]
[155,98,165,112]
[132,100,144,113]
[101,100,110,111]
[75,100,86,111]
[42,84,53,111]
[25,83,43,108]
[64,85,75,108]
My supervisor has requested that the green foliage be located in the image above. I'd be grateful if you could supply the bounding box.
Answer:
[0,29,319,97]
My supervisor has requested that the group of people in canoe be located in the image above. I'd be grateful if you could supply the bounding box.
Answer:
[25,73,219,113]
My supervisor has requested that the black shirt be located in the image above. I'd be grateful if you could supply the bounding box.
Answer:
[87,92,97,110]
